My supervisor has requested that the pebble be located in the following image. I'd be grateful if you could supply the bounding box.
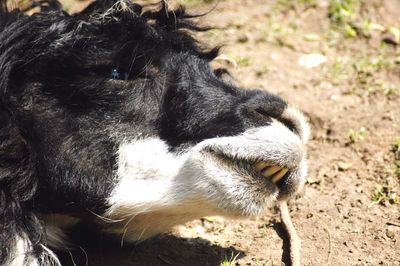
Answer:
[338,161,352,171]
[297,53,327,68]
[386,228,396,239]
[382,26,400,45]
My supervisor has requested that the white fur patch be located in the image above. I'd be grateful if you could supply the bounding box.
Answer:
[8,236,39,266]
[110,138,188,210]
[106,138,214,241]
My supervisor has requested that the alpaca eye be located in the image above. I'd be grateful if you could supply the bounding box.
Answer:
[110,69,128,80]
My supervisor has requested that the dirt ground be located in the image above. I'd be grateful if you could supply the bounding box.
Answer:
[53,0,400,265]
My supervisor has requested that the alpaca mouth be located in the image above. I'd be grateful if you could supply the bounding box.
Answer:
[209,151,292,188]
[252,161,289,184]
[195,123,306,200]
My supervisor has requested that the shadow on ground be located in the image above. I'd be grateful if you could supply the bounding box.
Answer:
[273,222,292,266]
[56,225,245,266]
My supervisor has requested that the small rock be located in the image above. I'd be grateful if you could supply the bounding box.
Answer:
[194,225,205,234]
[338,161,352,171]
[304,33,320,42]
[389,192,399,204]
[382,26,400,45]
[298,53,327,68]
[382,33,398,45]
[237,33,250,43]
[386,228,396,239]
[306,177,321,185]
[319,81,333,90]
[330,94,339,101]
[368,23,385,32]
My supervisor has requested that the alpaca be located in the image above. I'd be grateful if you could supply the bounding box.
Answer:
[0,0,309,265]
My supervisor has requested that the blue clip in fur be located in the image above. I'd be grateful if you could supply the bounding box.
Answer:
[111,69,120,79]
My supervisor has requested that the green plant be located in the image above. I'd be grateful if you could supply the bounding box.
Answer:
[328,0,358,24]
[353,56,393,74]
[326,53,399,97]
[394,160,400,179]
[391,138,400,157]
[220,252,240,266]
[383,84,400,96]
[347,128,366,144]
[328,0,362,38]
[370,185,399,207]
[276,0,317,11]
[235,56,250,67]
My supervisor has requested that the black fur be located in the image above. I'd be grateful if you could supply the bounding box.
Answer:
[0,0,290,264]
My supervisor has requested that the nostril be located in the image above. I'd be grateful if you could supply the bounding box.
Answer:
[251,107,282,123]
[253,100,285,118]
[239,106,274,127]
[280,118,298,135]
[254,107,268,116]
[254,107,298,135]
[254,107,269,118]
[280,106,310,144]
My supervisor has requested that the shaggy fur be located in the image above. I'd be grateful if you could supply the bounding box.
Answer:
[0,0,309,265]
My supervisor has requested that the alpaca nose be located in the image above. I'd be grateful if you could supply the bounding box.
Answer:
[241,92,309,144]
[240,92,287,126]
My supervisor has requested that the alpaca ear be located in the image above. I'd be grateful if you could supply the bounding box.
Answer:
[214,68,236,86]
